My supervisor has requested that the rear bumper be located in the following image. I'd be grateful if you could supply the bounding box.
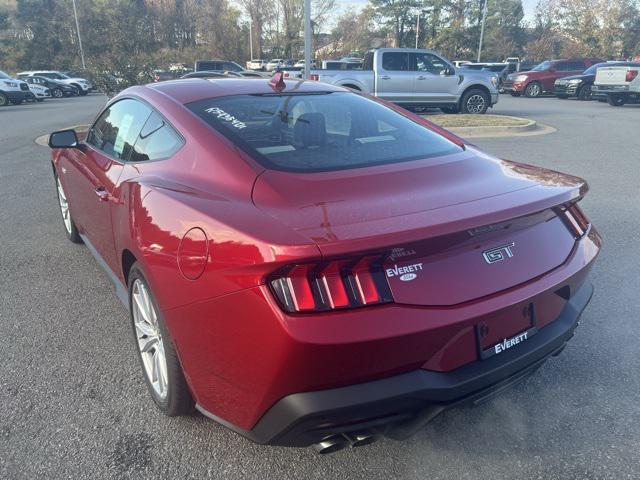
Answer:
[198,280,593,447]
[593,84,629,93]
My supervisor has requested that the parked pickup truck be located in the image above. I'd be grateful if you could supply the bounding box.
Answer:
[593,63,640,106]
[309,48,499,114]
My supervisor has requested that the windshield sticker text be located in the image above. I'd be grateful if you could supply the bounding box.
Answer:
[204,107,247,129]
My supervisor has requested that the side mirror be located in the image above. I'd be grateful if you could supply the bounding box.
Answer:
[49,129,81,149]
[444,66,456,76]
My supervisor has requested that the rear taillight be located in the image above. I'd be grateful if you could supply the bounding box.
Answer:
[269,256,393,313]
[309,74,319,81]
[626,70,639,82]
[557,203,590,238]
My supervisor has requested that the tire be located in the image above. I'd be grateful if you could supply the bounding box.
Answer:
[440,105,459,114]
[577,84,592,101]
[510,92,521,97]
[128,263,194,416]
[54,172,82,243]
[607,94,625,106]
[556,94,568,99]
[10,99,23,105]
[36,98,44,102]
[460,88,489,114]
[524,81,542,98]
[52,88,63,98]
[342,84,361,91]
[0,93,7,106]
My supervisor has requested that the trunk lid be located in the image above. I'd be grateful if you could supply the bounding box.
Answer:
[253,148,585,306]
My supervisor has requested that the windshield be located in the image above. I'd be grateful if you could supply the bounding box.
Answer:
[0,71,10,79]
[531,61,552,72]
[187,91,462,173]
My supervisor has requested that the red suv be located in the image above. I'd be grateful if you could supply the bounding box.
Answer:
[504,58,603,97]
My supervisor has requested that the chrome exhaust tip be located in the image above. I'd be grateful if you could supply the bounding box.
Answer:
[347,431,379,448]
[313,435,350,454]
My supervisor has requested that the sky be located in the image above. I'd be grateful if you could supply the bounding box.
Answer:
[331,0,538,25]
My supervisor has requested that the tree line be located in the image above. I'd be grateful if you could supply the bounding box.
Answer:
[1,0,639,79]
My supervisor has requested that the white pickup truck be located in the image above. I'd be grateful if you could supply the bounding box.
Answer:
[593,63,640,106]
[309,48,499,114]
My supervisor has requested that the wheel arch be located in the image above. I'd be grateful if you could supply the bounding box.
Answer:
[459,84,491,107]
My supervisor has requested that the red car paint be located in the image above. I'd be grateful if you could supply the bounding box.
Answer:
[51,78,600,443]
[504,58,603,94]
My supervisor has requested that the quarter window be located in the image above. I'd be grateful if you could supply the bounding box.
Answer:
[86,98,152,160]
[129,112,183,162]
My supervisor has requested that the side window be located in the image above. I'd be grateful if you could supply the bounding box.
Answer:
[129,111,183,162]
[568,61,586,71]
[411,53,448,74]
[86,98,152,161]
[555,62,569,72]
[382,52,409,71]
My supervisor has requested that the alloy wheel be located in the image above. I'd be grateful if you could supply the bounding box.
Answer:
[466,94,486,114]
[132,279,169,400]
[526,83,541,97]
[53,89,63,98]
[56,176,72,234]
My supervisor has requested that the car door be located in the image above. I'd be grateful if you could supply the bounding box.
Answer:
[410,52,459,103]
[546,61,568,91]
[63,98,152,273]
[376,52,416,102]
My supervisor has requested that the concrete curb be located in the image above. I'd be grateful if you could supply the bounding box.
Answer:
[424,115,551,138]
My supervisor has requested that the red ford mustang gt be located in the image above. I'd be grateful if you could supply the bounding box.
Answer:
[48,77,600,453]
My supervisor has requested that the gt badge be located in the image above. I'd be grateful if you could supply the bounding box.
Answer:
[482,242,515,264]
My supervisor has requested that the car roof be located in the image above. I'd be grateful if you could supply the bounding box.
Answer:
[147,78,345,104]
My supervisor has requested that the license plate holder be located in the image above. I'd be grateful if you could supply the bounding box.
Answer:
[476,303,539,360]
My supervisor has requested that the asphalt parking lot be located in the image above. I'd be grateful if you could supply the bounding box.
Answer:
[1,94,639,480]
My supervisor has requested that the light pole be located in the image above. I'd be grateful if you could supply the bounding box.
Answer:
[303,0,311,79]
[248,18,254,60]
[477,0,488,62]
[415,8,434,50]
[71,0,86,69]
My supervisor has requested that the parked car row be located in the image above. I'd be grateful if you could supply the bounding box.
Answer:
[499,57,640,107]
[0,69,94,106]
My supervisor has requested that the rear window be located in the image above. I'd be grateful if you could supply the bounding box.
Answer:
[186,91,462,172]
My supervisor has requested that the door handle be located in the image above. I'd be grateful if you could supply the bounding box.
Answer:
[94,187,109,202]
[417,76,427,80]
[380,75,391,80]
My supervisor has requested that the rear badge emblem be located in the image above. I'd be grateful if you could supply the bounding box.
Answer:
[386,262,423,279]
[399,273,417,282]
[482,242,515,264]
